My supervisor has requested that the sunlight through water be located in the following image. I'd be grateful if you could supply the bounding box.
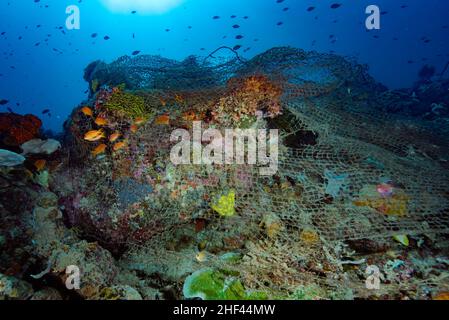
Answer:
[100,0,185,14]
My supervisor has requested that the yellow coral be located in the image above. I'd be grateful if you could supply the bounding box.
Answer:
[211,190,236,217]
[300,229,320,245]
[260,213,283,239]
[354,194,408,217]
[104,89,149,119]
[393,235,409,246]
[97,287,120,300]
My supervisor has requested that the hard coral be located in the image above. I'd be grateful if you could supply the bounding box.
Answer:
[0,113,42,146]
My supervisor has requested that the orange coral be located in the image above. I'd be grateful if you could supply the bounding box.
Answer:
[155,114,170,125]
[213,75,283,124]
[0,113,42,146]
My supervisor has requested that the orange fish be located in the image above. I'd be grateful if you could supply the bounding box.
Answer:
[130,124,138,133]
[84,129,105,142]
[94,116,108,126]
[155,114,170,125]
[434,292,449,300]
[113,141,127,152]
[109,132,121,143]
[92,144,107,156]
[134,117,146,125]
[81,106,93,117]
[175,94,184,103]
[34,159,46,171]
[183,111,197,122]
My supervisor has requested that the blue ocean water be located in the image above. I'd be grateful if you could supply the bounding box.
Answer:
[0,0,448,132]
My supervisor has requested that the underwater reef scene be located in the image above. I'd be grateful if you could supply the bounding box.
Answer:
[1,46,449,301]
[1,0,449,303]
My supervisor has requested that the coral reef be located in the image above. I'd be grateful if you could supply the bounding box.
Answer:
[0,273,34,300]
[1,47,449,301]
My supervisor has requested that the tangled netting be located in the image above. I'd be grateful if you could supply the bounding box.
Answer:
[58,47,449,298]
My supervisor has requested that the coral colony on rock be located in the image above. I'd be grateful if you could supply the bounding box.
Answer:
[1,0,449,304]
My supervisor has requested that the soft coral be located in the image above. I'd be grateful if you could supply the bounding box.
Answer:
[0,113,42,146]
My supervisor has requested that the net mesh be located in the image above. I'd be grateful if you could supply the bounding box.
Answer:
[56,47,449,299]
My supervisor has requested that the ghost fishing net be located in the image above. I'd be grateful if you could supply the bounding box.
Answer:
[57,47,449,299]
